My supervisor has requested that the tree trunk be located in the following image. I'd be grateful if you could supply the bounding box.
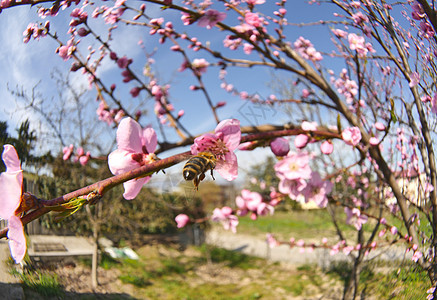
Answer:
[91,226,98,290]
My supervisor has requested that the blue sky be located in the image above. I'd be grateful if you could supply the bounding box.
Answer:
[0,0,366,185]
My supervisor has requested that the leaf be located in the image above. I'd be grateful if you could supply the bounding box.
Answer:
[389,98,398,123]
[336,114,342,133]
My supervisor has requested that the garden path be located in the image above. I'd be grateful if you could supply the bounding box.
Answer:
[206,228,412,267]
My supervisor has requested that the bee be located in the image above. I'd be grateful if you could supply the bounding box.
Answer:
[183,152,216,190]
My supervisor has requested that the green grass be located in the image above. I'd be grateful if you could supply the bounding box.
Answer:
[10,243,431,299]
[199,244,262,269]
[10,267,63,297]
[236,210,351,240]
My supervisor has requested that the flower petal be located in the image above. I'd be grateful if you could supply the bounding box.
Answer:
[7,215,26,264]
[190,133,218,155]
[215,119,241,151]
[108,149,138,176]
[0,170,23,220]
[116,117,143,153]
[216,151,238,181]
[142,127,157,154]
[2,145,21,173]
[122,177,150,200]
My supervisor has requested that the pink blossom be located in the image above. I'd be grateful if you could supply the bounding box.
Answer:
[197,9,226,29]
[108,117,158,200]
[278,178,307,200]
[175,214,190,228]
[278,8,287,15]
[301,89,310,98]
[245,0,265,5]
[409,72,420,87]
[420,21,435,38]
[270,137,289,156]
[412,250,423,262]
[352,12,368,26]
[117,56,131,68]
[58,40,76,61]
[243,43,254,54]
[274,151,312,181]
[390,226,398,235]
[301,121,318,131]
[332,28,347,38]
[412,2,425,20]
[191,58,209,74]
[245,12,263,27]
[348,33,368,57]
[191,119,241,181]
[236,189,273,218]
[0,145,26,264]
[345,207,368,230]
[432,93,437,115]
[374,122,386,131]
[211,207,238,233]
[236,189,262,215]
[79,152,91,166]
[302,171,332,208]
[342,127,362,146]
[320,140,333,154]
[369,137,379,146]
[266,233,279,248]
[63,144,74,160]
[294,134,309,149]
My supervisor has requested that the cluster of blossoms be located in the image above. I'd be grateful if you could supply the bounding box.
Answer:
[275,151,333,208]
[341,126,362,146]
[294,37,323,62]
[62,144,91,166]
[411,1,435,39]
[235,189,275,220]
[108,117,158,199]
[332,69,358,105]
[344,207,368,230]
[293,121,334,155]
[91,0,126,24]
[96,100,125,125]
[0,145,26,264]
[265,234,374,257]
[347,33,375,57]
[211,206,239,233]
[23,22,49,43]
[179,58,209,76]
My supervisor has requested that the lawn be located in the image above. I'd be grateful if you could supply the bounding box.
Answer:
[11,241,429,299]
[9,208,431,299]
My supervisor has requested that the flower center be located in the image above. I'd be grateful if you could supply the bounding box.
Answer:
[209,139,229,160]
[131,153,158,166]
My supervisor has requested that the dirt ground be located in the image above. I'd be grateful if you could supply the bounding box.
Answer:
[18,242,345,300]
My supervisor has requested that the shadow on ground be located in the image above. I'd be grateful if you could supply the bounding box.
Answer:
[0,282,136,300]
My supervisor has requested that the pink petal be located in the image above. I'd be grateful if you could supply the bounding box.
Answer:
[122,176,150,200]
[142,127,157,154]
[116,117,143,153]
[216,151,238,180]
[0,169,23,220]
[108,149,139,176]
[2,145,21,173]
[215,119,241,151]
[7,215,26,264]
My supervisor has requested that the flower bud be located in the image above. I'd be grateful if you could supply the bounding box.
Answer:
[294,134,309,149]
[320,140,333,154]
[175,214,190,228]
[270,137,289,156]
